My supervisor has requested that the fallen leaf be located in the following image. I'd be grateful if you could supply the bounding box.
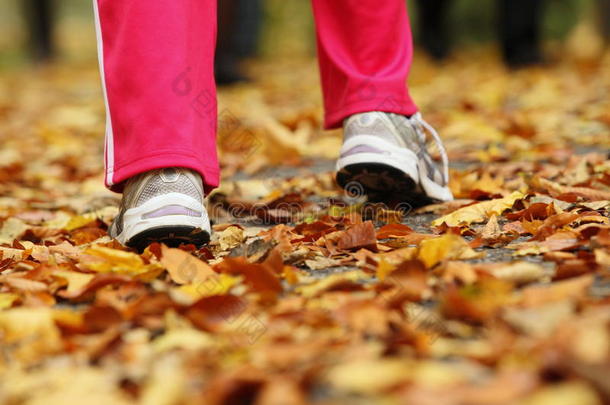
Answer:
[503,300,575,337]
[0,292,19,309]
[431,191,525,227]
[480,214,502,240]
[417,234,483,268]
[326,359,413,394]
[152,328,215,353]
[160,244,216,284]
[218,225,245,251]
[215,257,282,297]
[171,273,241,305]
[337,221,377,251]
[83,245,163,279]
[532,176,610,202]
[0,307,62,364]
[296,271,367,297]
[519,381,602,405]
[53,269,97,296]
[376,223,414,239]
[0,218,28,244]
[520,275,593,307]
[478,262,547,285]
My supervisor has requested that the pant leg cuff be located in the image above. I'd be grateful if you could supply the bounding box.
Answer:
[107,152,220,195]
[324,98,419,129]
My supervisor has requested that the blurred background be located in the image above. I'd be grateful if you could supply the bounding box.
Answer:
[1,0,609,69]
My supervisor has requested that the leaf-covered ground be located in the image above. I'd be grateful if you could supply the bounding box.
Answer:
[1,51,610,405]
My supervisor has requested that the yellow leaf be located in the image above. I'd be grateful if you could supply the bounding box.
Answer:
[0,218,27,244]
[411,361,469,388]
[0,308,62,364]
[65,215,94,231]
[0,246,27,260]
[53,270,95,296]
[52,309,84,329]
[171,273,241,305]
[520,382,602,405]
[376,258,395,281]
[282,265,299,285]
[63,207,118,231]
[152,328,215,353]
[139,354,188,405]
[2,364,131,405]
[0,293,18,309]
[296,270,368,298]
[417,234,483,268]
[431,191,525,227]
[481,262,547,285]
[218,225,245,251]
[571,323,609,364]
[84,245,162,278]
[594,249,610,268]
[326,359,413,394]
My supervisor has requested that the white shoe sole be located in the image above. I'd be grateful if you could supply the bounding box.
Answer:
[113,193,211,249]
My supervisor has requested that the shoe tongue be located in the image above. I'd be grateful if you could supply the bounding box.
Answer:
[344,111,386,127]
[344,112,399,144]
[160,168,180,183]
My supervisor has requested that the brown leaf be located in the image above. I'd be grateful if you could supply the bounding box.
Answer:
[520,275,594,307]
[82,305,123,333]
[532,176,610,201]
[58,273,133,300]
[186,295,250,333]
[160,244,216,284]
[337,221,377,251]
[440,278,513,323]
[215,257,282,298]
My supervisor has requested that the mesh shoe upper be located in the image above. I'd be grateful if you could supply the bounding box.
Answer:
[135,169,202,206]
[110,168,204,237]
[342,111,449,187]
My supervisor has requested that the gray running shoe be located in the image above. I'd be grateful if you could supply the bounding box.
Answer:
[336,111,453,204]
[109,167,211,249]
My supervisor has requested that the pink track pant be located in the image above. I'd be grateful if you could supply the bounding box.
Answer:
[93,0,418,193]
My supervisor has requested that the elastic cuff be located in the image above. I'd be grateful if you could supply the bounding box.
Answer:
[324,98,419,129]
[107,152,220,195]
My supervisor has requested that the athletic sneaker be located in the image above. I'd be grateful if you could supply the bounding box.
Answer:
[336,111,453,204]
[109,167,211,250]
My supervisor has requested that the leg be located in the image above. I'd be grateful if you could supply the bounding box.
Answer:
[23,0,55,62]
[311,0,418,129]
[600,0,610,42]
[216,0,246,84]
[215,0,262,85]
[93,0,219,193]
[498,0,544,67]
[94,0,217,248]
[416,0,453,61]
[313,0,452,204]
[233,0,262,58]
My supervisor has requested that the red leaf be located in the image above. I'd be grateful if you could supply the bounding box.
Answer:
[376,223,414,239]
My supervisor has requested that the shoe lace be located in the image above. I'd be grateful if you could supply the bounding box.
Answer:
[407,112,449,185]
